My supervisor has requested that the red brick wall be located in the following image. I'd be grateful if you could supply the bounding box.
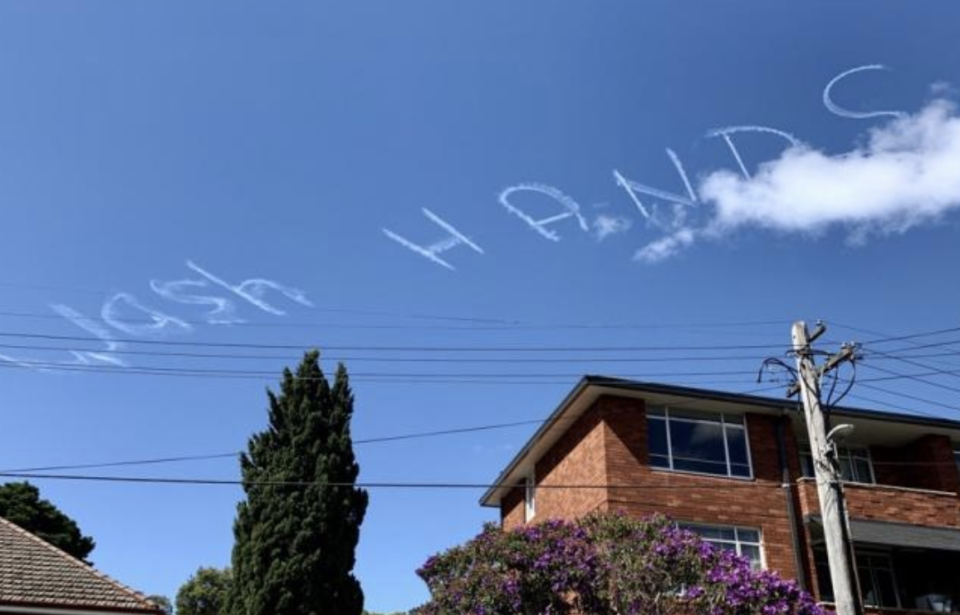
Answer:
[496,392,960,604]
[601,406,802,580]
[872,434,960,493]
[797,480,960,528]
[502,404,608,530]
[501,484,525,529]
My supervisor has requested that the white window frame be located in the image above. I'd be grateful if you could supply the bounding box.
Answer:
[678,522,765,570]
[648,407,754,479]
[800,444,875,485]
[524,471,536,522]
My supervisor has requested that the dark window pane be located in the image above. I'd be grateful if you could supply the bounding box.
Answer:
[670,408,717,422]
[859,566,878,607]
[800,452,815,478]
[648,407,666,417]
[737,529,760,543]
[726,425,749,467]
[724,413,744,426]
[731,463,751,477]
[815,551,834,602]
[839,456,855,482]
[650,454,671,468]
[669,420,726,475]
[854,458,873,484]
[674,457,728,474]
[648,418,669,457]
[873,569,898,608]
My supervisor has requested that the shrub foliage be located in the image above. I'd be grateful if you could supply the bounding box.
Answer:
[415,513,824,615]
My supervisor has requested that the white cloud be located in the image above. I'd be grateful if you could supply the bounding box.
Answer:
[592,214,633,241]
[699,100,960,239]
[634,228,695,263]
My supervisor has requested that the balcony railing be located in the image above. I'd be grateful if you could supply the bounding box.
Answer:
[796,478,960,528]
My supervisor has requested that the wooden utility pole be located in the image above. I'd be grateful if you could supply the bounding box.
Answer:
[791,321,862,615]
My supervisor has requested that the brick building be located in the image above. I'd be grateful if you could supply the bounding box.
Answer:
[480,377,960,614]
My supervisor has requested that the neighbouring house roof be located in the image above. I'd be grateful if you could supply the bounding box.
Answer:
[0,515,162,614]
[480,376,960,508]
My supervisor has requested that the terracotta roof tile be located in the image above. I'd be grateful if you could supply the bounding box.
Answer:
[0,515,163,613]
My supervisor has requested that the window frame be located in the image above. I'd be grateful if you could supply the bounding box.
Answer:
[523,471,536,522]
[800,444,875,485]
[678,521,765,570]
[857,551,901,609]
[648,407,754,480]
[815,548,901,609]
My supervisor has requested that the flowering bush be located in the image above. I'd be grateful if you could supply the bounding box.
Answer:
[414,513,825,615]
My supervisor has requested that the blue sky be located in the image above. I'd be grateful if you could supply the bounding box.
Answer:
[2,1,960,612]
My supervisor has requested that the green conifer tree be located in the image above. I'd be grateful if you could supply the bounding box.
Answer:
[228,351,368,615]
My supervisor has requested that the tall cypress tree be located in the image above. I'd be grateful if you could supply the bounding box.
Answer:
[229,350,368,615]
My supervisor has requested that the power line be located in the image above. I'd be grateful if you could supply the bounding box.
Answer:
[858,362,960,396]
[0,309,791,332]
[0,342,786,363]
[0,471,787,490]
[0,419,549,473]
[842,393,942,419]
[841,323,960,346]
[855,382,960,414]
[0,384,787,474]
[0,330,805,352]
[0,361,759,380]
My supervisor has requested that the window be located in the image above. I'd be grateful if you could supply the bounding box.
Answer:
[954,446,960,476]
[524,473,536,522]
[800,445,875,484]
[815,550,900,608]
[647,408,752,478]
[679,523,764,570]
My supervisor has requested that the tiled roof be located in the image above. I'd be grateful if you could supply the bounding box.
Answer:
[0,515,162,613]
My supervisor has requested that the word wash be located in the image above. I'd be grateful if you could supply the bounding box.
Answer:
[0,261,312,370]
[382,64,903,270]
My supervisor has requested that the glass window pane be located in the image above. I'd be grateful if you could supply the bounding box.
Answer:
[859,567,878,607]
[737,529,760,543]
[723,413,744,426]
[839,456,854,482]
[800,452,815,478]
[815,552,834,602]
[730,463,751,478]
[684,524,736,541]
[873,569,898,608]
[648,418,668,457]
[725,425,749,466]
[740,545,762,570]
[669,420,727,476]
[650,454,671,469]
[854,458,874,484]
[669,408,717,422]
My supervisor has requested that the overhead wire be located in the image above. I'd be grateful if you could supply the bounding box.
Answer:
[0,330,810,352]
[0,308,791,332]
[0,360,760,381]
[0,384,788,476]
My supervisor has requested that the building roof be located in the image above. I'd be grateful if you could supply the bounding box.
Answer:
[479,376,960,508]
[0,515,162,614]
